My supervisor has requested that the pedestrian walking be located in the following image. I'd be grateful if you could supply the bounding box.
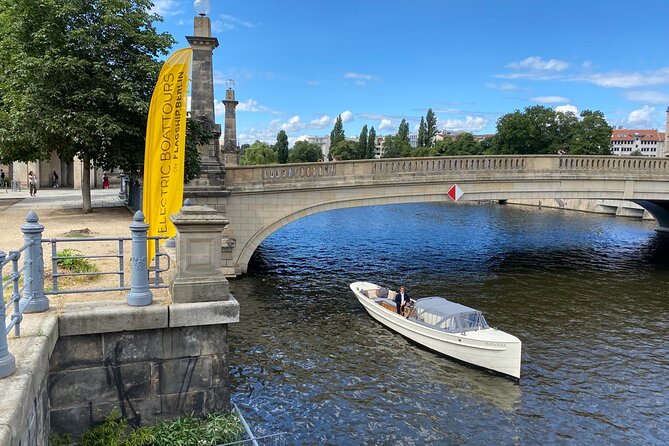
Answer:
[28,171,38,196]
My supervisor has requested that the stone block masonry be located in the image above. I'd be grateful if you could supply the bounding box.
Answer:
[0,298,239,444]
[48,299,239,439]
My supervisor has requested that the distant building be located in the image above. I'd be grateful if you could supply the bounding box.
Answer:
[610,129,666,157]
[609,106,669,157]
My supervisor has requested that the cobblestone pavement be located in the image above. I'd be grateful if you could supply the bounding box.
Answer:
[0,187,124,210]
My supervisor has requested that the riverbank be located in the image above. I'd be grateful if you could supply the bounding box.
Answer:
[505,197,655,221]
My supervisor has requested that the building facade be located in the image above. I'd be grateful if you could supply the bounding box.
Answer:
[610,129,666,157]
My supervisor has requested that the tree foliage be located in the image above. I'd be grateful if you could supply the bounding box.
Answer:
[417,116,427,148]
[330,115,345,150]
[494,105,611,155]
[358,125,368,159]
[240,141,277,165]
[288,140,322,163]
[330,140,358,160]
[367,126,377,158]
[275,130,289,163]
[426,109,438,147]
[381,135,401,158]
[0,0,174,211]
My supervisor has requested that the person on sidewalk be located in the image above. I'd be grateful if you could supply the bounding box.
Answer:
[102,173,110,189]
[28,171,38,196]
[52,171,59,188]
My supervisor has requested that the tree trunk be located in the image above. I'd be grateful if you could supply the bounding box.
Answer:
[82,155,92,213]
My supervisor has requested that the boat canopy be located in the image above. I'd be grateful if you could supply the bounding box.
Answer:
[412,297,489,333]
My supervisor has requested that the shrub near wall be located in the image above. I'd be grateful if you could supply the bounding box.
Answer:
[51,410,244,446]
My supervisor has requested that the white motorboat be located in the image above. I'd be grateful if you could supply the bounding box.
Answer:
[350,281,522,380]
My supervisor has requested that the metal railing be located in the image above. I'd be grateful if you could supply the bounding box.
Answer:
[0,209,167,378]
[44,236,169,295]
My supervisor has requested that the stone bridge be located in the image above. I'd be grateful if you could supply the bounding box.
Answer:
[211,155,669,276]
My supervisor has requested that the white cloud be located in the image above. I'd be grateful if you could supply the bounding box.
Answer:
[555,104,578,115]
[344,72,377,81]
[236,98,279,114]
[281,115,303,132]
[532,96,570,104]
[379,119,393,130]
[310,115,332,128]
[441,116,487,132]
[211,14,256,33]
[307,80,321,86]
[581,68,669,88]
[486,82,519,91]
[340,110,353,123]
[150,0,181,16]
[295,135,309,142]
[627,105,655,127]
[624,91,669,104]
[344,72,378,86]
[507,56,569,71]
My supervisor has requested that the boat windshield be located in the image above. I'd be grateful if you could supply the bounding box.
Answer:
[411,297,489,333]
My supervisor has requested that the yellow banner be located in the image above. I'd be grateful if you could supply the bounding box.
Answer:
[143,48,193,261]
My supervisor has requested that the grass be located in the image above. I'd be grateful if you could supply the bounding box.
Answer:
[50,410,245,446]
[56,249,98,273]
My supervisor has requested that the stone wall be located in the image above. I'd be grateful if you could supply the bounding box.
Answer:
[48,299,239,440]
[49,324,231,438]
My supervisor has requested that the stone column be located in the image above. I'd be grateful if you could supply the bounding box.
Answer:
[169,203,231,302]
[222,83,240,166]
[187,16,222,166]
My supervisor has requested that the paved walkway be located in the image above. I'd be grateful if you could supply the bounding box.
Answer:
[0,187,125,210]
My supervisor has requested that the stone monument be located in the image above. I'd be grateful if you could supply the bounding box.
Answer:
[222,80,240,166]
[186,1,224,187]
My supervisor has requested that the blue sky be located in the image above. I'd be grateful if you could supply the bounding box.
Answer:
[151,0,669,144]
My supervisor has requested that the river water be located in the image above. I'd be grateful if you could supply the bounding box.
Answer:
[228,203,669,445]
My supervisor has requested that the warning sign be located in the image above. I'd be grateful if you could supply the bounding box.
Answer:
[447,184,463,201]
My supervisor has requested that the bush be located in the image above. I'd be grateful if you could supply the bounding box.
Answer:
[56,249,98,273]
[51,410,245,446]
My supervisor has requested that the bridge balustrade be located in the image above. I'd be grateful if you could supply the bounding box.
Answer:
[225,155,669,189]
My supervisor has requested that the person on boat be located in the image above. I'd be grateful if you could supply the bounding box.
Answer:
[395,286,410,315]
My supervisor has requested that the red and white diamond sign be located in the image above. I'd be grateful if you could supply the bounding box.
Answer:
[447,184,463,201]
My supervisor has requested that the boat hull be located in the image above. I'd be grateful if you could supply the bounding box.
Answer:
[350,282,521,379]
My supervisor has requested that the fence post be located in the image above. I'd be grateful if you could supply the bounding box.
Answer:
[127,210,153,306]
[22,211,48,313]
[0,251,17,378]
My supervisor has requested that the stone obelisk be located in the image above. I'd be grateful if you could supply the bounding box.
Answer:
[222,80,240,166]
[186,5,224,187]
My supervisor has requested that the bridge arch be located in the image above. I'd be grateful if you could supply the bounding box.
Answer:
[236,194,448,274]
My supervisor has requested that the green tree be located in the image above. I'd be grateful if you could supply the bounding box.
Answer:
[0,0,174,212]
[426,109,438,147]
[275,130,289,163]
[494,105,560,154]
[288,140,322,163]
[330,115,345,148]
[382,135,401,158]
[239,141,277,165]
[571,110,612,155]
[367,127,377,158]
[184,118,212,183]
[358,125,368,159]
[394,119,412,156]
[417,116,427,148]
[330,140,358,160]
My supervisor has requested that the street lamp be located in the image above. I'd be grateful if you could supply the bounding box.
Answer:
[194,0,211,16]
[226,79,235,90]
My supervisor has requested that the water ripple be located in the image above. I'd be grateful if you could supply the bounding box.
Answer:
[230,203,669,445]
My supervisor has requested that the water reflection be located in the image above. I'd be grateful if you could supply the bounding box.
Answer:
[229,203,669,445]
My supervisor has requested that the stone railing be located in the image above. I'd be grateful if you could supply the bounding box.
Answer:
[225,155,669,189]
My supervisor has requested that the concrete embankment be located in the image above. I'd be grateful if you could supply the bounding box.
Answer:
[504,198,655,221]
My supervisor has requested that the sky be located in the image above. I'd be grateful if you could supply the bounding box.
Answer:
[151,0,669,145]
